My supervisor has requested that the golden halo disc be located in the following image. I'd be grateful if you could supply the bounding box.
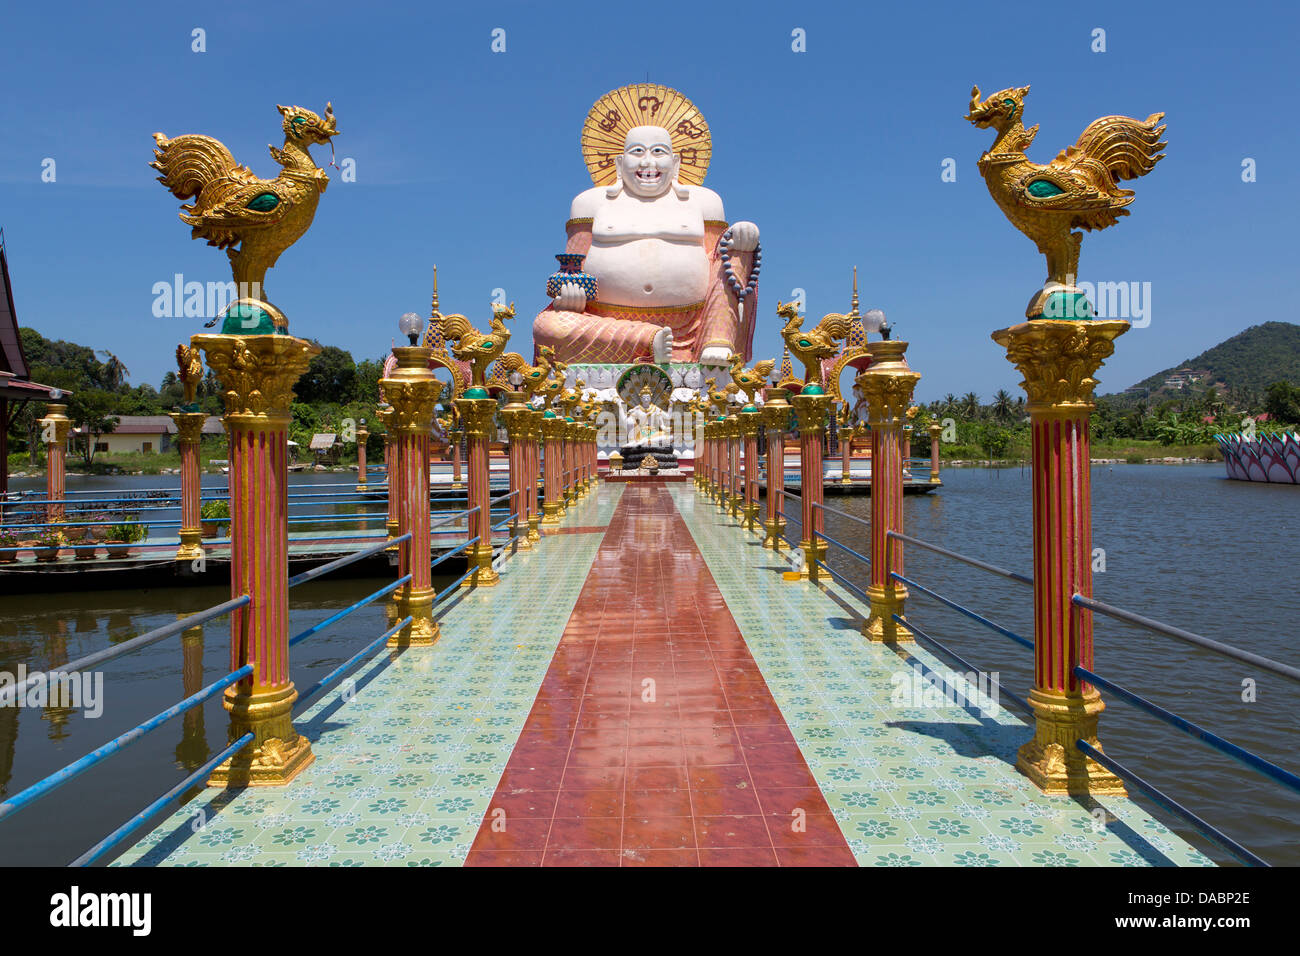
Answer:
[581,83,711,187]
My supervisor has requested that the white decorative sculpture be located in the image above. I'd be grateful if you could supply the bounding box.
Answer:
[533,84,760,367]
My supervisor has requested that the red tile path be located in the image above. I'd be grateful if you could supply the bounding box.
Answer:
[464,482,856,867]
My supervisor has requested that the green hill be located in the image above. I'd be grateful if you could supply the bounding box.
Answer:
[1111,321,1300,401]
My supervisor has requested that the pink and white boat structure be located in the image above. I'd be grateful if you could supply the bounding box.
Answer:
[1216,431,1300,484]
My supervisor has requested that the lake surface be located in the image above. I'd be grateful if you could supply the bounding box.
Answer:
[0,465,1295,866]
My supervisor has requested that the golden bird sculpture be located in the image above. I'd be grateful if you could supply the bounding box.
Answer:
[727,355,775,403]
[151,103,338,334]
[705,376,739,417]
[175,343,204,409]
[496,345,557,402]
[537,359,569,408]
[966,84,1166,317]
[440,302,515,388]
[778,301,852,386]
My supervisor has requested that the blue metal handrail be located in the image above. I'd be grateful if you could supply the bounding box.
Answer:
[69,732,255,867]
[813,529,871,566]
[288,575,412,647]
[891,570,1033,651]
[0,662,254,823]
[1075,740,1268,867]
[288,533,411,588]
[1075,664,1300,796]
[886,530,1032,587]
[0,595,250,708]
[430,536,481,571]
[1073,594,1300,684]
[894,614,1032,719]
[812,559,870,603]
[812,501,870,529]
[295,616,413,709]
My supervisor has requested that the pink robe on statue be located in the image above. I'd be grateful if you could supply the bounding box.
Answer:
[533,219,757,364]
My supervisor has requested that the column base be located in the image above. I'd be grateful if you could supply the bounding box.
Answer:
[929,476,943,486]
[742,502,760,532]
[783,538,827,581]
[510,523,534,550]
[839,476,854,485]
[527,515,542,541]
[207,683,314,787]
[540,501,562,525]
[863,582,913,643]
[355,483,369,494]
[175,529,203,562]
[1016,688,1127,796]
[386,520,400,550]
[464,544,500,587]
[387,588,439,647]
[761,517,786,550]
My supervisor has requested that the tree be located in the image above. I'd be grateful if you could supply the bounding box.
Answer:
[295,345,357,405]
[961,392,981,421]
[67,390,120,465]
[991,389,1014,423]
[1263,381,1300,425]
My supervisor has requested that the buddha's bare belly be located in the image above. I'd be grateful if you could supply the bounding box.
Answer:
[585,237,709,309]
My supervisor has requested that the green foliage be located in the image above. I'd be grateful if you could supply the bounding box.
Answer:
[1263,381,1300,425]
[200,499,230,521]
[295,345,357,405]
[105,521,147,543]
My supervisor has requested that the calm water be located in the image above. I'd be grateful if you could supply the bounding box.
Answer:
[819,463,1299,866]
[0,465,1295,865]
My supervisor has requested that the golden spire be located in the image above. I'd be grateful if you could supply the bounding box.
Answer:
[430,264,441,319]
[850,266,860,318]
[846,267,867,349]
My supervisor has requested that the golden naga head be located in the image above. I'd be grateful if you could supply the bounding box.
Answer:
[277,102,339,144]
[965,85,1031,130]
[775,300,802,324]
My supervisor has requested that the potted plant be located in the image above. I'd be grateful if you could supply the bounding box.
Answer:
[104,522,145,558]
[0,531,18,563]
[34,528,65,562]
[200,499,230,538]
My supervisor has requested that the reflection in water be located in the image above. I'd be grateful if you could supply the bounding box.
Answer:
[175,618,209,773]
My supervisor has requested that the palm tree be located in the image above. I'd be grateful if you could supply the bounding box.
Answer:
[961,392,980,421]
[942,393,957,417]
[96,350,130,390]
[991,389,1014,422]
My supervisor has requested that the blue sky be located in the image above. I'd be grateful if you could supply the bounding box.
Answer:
[0,0,1294,402]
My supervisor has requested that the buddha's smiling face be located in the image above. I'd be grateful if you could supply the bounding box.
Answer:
[617,126,679,198]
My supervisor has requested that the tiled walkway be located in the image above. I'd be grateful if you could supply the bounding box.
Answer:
[465,484,854,866]
[115,486,623,866]
[117,479,1213,867]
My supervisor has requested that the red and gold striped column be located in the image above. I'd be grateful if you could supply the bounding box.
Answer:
[382,347,439,646]
[994,318,1129,795]
[457,390,500,586]
[540,410,564,525]
[761,389,790,549]
[170,411,206,562]
[839,412,854,485]
[786,388,832,581]
[701,422,714,497]
[355,422,369,493]
[929,421,943,485]
[378,407,398,543]
[451,425,464,489]
[526,407,542,541]
[193,333,317,786]
[856,340,920,643]
[39,403,70,524]
[499,391,532,551]
[740,405,761,532]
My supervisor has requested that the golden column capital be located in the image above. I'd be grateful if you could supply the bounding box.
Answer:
[381,345,438,435]
[738,407,763,439]
[992,318,1129,417]
[39,403,71,444]
[790,391,833,435]
[170,410,207,445]
[855,340,921,426]
[454,394,499,438]
[192,333,320,428]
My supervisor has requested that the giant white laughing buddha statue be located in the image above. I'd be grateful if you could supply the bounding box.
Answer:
[532,84,760,367]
